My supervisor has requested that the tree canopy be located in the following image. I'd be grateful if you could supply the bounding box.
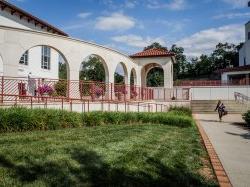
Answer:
[79,56,106,82]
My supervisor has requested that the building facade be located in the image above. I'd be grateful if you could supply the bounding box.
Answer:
[221,21,250,83]
[0,0,175,89]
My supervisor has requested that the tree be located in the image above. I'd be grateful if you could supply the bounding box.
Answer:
[170,45,187,80]
[211,43,238,69]
[59,62,67,80]
[80,56,106,82]
[114,72,124,84]
[147,68,164,87]
[144,42,167,51]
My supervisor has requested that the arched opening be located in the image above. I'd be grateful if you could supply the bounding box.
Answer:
[130,68,137,100]
[114,62,128,101]
[114,62,128,84]
[18,45,70,97]
[18,45,69,80]
[79,54,109,100]
[141,63,164,87]
[0,55,3,76]
[130,68,137,86]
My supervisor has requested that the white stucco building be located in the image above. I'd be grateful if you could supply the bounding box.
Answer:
[0,0,175,89]
[220,21,250,83]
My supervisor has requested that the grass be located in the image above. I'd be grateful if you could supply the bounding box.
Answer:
[0,123,218,186]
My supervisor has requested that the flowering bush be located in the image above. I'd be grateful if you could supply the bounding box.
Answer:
[131,90,138,98]
[94,86,104,97]
[38,84,54,95]
[90,84,104,98]
[115,86,127,95]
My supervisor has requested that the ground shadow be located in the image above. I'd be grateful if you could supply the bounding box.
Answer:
[225,131,250,140]
[200,119,228,124]
[0,147,218,187]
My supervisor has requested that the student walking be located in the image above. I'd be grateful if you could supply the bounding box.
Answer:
[215,100,227,121]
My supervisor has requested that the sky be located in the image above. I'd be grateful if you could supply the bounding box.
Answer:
[8,0,250,57]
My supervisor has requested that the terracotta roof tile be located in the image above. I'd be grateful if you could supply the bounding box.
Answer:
[130,48,175,58]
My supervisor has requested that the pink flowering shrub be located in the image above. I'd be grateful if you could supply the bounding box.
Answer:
[38,84,54,95]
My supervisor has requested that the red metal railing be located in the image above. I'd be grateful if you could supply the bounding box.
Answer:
[0,76,154,103]
[174,79,250,87]
[0,93,169,113]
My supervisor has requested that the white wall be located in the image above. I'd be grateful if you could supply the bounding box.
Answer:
[18,46,59,79]
[133,57,173,88]
[0,9,54,34]
[0,55,3,76]
[191,86,250,100]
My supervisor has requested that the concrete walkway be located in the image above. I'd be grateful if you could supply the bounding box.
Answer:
[195,114,250,187]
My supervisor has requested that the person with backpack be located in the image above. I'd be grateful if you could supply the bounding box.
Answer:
[215,100,227,122]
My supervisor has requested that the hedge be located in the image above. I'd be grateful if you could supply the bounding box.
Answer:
[0,107,194,133]
[243,110,250,125]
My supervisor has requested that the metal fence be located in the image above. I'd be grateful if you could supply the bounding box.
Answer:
[0,76,154,103]
[174,79,250,87]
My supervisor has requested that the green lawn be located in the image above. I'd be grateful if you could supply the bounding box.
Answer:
[0,124,218,187]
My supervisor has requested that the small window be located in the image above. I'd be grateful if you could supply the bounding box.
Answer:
[19,51,29,65]
[248,32,250,40]
[41,46,51,70]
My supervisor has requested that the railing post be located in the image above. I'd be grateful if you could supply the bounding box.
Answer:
[45,97,48,109]
[30,96,33,109]
[70,100,72,112]
[67,79,70,100]
[1,76,4,103]
[164,88,166,101]
[111,83,113,100]
[80,80,83,100]
[88,100,89,112]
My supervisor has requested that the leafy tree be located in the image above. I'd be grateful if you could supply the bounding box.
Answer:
[144,42,167,51]
[80,56,106,82]
[114,72,124,84]
[147,68,164,87]
[59,62,67,80]
[130,71,135,85]
[211,43,238,69]
[170,45,187,80]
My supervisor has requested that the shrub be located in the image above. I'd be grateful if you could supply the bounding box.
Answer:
[243,111,250,125]
[168,106,192,117]
[54,80,67,97]
[0,108,82,132]
[0,107,194,133]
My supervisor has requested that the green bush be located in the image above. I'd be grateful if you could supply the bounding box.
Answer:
[54,80,68,97]
[243,110,250,125]
[0,108,82,132]
[82,111,193,127]
[0,107,194,133]
[168,106,192,117]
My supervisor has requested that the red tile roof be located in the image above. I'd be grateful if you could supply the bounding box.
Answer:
[0,0,68,36]
[215,65,250,73]
[130,48,175,58]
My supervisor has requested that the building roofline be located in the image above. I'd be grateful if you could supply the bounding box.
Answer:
[0,0,68,36]
[0,25,136,63]
[130,48,175,58]
[245,20,250,25]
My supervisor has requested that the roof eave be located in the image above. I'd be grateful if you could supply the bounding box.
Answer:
[0,0,68,36]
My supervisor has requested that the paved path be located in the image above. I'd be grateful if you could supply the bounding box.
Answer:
[195,114,250,187]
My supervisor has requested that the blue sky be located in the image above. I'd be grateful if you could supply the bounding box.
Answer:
[9,0,250,56]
